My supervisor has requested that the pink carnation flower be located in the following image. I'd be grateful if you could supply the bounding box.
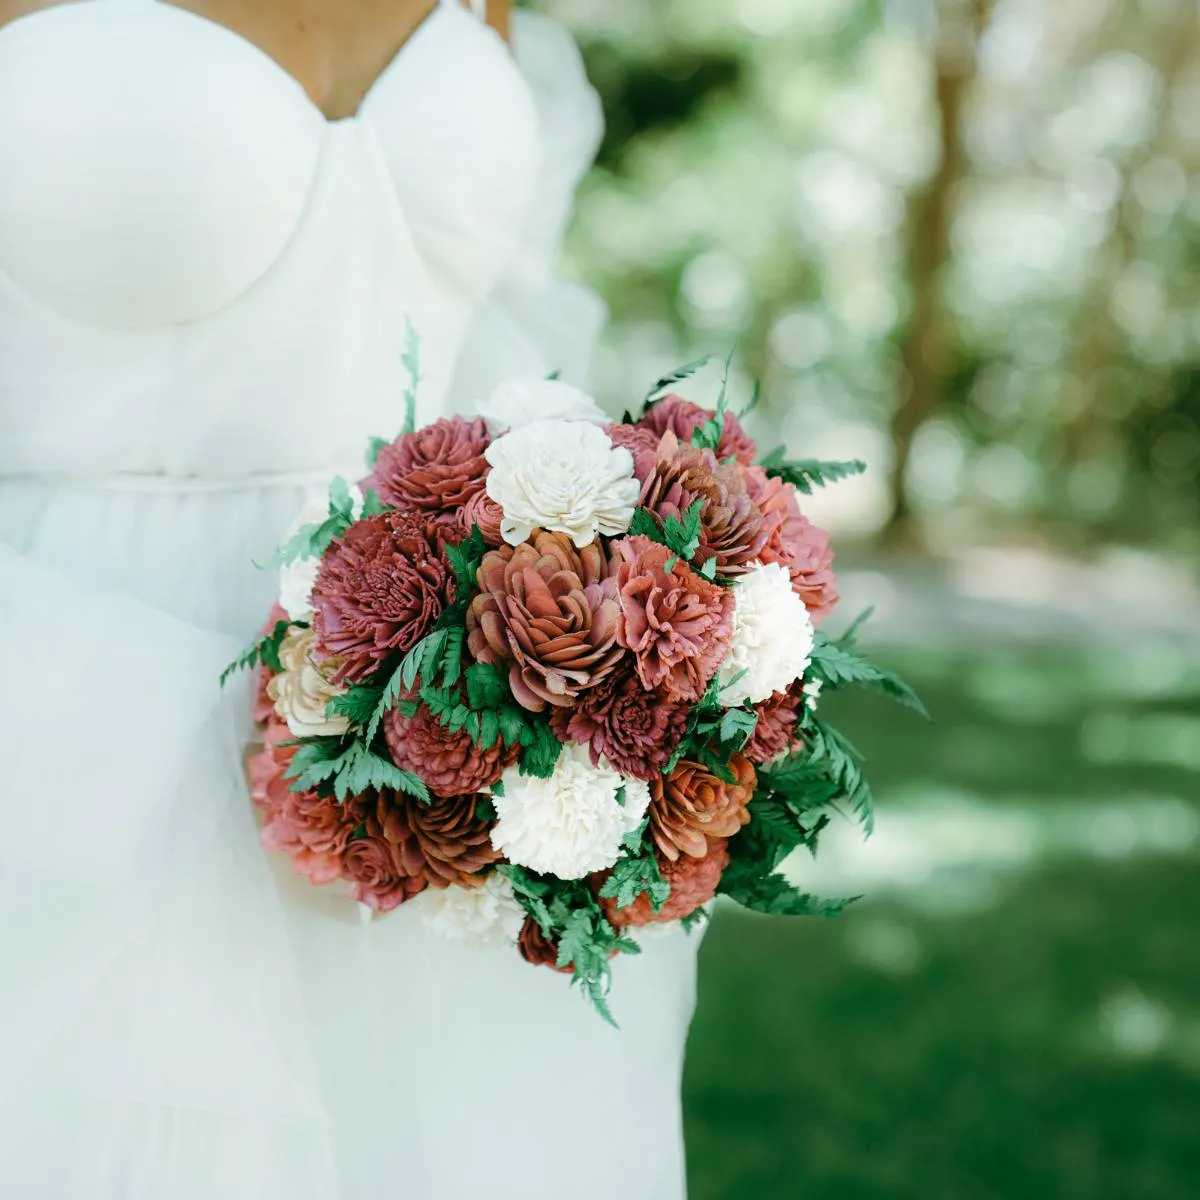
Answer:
[744,466,839,624]
[605,423,661,484]
[311,510,456,684]
[640,393,757,465]
[248,720,362,885]
[551,667,689,781]
[366,416,491,514]
[612,535,734,702]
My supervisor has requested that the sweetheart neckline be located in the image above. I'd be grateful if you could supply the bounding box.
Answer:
[0,0,515,127]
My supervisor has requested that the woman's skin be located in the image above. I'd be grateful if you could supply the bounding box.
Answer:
[0,0,511,120]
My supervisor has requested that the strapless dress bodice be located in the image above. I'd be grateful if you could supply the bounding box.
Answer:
[0,0,603,482]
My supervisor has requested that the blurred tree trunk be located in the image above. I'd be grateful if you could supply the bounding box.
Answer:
[883,0,994,547]
[1065,3,1199,466]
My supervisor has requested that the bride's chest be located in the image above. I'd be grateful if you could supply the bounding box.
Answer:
[0,0,540,328]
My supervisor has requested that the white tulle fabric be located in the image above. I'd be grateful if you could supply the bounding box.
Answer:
[0,5,694,1199]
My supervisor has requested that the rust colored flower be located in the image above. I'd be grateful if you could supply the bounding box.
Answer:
[746,684,806,763]
[744,465,839,624]
[612,535,733,702]
[397,792,502,888]
[342,794,430,912]
[650,754,756,861]
[640,393,757,466]
[641,433,768,577]
[466,531,625,712]
[311,510,455,684]
[460,488,506,547]
[603,837,730,927]
[551,667,688,781]
[366,416,491,513]
[384,703,516,798]
[517,917,572,974]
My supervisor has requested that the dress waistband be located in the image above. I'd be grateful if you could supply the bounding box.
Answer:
[0,468,357,494]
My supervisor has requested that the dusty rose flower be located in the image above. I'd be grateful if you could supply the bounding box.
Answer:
[343,795,430,912]
[551,668,688,781]
[517,917,572,974]
[650,754,755,861]
[641,432,768,577]
[466,531,625,712]
[249,720,362,885]
[605,423,661,484]
[460,488,505,547]
[603,837,730,927]
[311,510,455,684]
[640,393,757,466]
[366,416,491,513]
[744,466,839,624]
[746,684,805,763]
[612,535,733,702]
[384,703,516,798]
[247,718,293,819]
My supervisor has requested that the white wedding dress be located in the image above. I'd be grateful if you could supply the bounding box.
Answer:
[0,3,700,1196]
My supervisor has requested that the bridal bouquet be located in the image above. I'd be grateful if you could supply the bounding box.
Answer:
[226,350,922,1021]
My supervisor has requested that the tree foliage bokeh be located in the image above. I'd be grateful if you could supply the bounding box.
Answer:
[535,0,1200,562]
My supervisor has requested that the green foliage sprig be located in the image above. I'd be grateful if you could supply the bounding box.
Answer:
[642,354,714,409]
[627,499,720,578]
[718,605,925,919]
[499,865,641,1026]
[257,476,361,570]
[757,448,867,495]
[689,344,737,452]
[220,618,291,688]
[364,318,421,468]
[387,525,563,780]
[665,671,759,778]
[809,630,928,718]
[598,820,671,913]
[285,737,431,804]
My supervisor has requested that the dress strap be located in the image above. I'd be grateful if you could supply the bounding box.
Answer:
[442,0,487,19]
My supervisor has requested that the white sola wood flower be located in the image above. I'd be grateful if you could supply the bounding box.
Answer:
[476,378,607,432]
[415,873,525,947]
[490,744,651,880]
[718,561,815,706]
[278,484,362,620]
[485,419,640,548]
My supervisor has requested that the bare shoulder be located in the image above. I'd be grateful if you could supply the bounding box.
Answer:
[480,0,511,41]
[0,0,69,34]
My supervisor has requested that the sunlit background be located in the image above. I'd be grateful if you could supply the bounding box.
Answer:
[532,0,1200,1195]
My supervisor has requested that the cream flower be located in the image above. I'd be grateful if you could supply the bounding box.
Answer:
[414,873,525,947]
[485,420,640,548]
[490,743,650,880]
[278,484,363,621]
[267,625,350,738]
[476,378,608,433]
[718,561,815,707]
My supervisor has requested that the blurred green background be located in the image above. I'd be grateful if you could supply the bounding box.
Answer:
[532,0,1200,1195]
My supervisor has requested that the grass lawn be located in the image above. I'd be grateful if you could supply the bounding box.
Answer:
[684,641,1200,1199]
